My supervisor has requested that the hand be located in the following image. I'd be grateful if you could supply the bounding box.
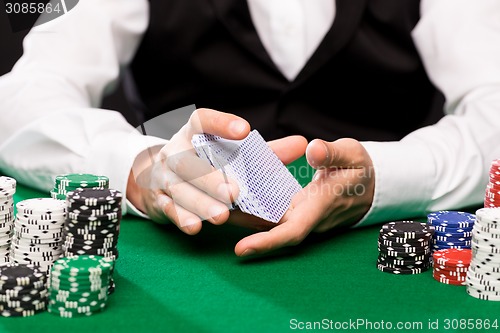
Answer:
[127,108,249,234]
[126,108,308,236]
[233,138,375,257]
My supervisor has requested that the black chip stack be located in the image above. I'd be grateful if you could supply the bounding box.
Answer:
[0,262,48,317]
[63,188,122,259]
[63,188,122,294]
[377,221,435,275]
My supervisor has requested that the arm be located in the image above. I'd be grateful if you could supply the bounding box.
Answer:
[357,0,500,226]
[0,0,166,213]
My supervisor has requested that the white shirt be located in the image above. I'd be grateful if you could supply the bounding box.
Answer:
[247,0,334,81]
[0,0,500,227]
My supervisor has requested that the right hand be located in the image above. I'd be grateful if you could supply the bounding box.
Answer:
[127,108,249,234]
[127,108,307,236]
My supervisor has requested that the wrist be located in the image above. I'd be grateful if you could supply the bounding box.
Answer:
[127,145,163,214]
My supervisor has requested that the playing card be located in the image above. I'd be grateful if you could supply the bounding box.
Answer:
[191,130,302,223]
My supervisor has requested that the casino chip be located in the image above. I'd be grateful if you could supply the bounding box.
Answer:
[10,198,66,274]
[376,221,434,275]
[485,159,500,208]
[432,248,471,286]
[427,211,475,252]
[47,255,114,317]
[63,188,122,294]
[0,176,16,263]
[51,173,109,200]
[466,207,500,301]
[0,262,48,317]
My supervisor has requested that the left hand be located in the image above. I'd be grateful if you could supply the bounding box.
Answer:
[232,138,375,257]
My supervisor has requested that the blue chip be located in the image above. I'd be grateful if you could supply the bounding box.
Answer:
[434,235,472,242]
[432,225,473,233]
[434,230,473,238]
[427,211,476,228]
[434,239,472,247]
[432,244,471,250]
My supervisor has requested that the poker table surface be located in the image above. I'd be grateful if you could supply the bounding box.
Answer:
[2,156,500,333]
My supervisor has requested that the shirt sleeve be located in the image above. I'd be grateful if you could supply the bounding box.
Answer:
[0,0,167,215]
[355,0,500,227]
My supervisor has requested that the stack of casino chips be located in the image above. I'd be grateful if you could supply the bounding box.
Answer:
[427,211,474,252]
[484,159,500,208]
[51,173,109,200]
[377,221,434,275]
[0,176,16,262]
[63,188,122,294]
[432,248,471,285]
[466,207,500,301]
[47,255,114,317]
[10,198,67,274]
[0,262,48,317]
[63,188,122,260]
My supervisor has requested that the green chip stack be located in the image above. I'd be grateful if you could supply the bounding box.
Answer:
[51,174,109,200]
[47,255,115,317]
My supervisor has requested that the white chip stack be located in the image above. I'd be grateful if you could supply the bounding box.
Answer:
[10,198,67,274]
[466,207,500,301]
[0,176,16,263]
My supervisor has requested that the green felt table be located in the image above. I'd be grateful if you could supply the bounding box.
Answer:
[1,156,500,333]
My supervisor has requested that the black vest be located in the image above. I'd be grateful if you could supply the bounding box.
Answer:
[129,0,445,142]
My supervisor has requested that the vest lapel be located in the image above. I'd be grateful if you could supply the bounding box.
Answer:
[209,0,284,78]
[210,0,368,84]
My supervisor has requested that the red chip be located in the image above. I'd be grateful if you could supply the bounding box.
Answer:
[433,267,468,277]
[433,248,472,266]
[491,159,500,168]
[433,275,467,286]
[433,265,469,273]
[433,271,467,281]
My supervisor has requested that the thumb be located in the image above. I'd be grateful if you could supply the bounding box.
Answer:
[306,138,364,169]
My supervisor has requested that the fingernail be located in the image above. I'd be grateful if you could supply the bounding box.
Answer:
[230,120,247,136]
[321,140,330,164]
[240,249,256,257]
[208,205,226,220]
[305,144,317,168]
[182,217,199,227]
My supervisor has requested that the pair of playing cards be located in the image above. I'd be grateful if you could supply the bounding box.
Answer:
[191,130,302,223]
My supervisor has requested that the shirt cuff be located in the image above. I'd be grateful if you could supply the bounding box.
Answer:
[353,141,435,228]
[90,128,167,216]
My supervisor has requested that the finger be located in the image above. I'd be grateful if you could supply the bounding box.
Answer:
[165,149,239,204]
[147,159,231,225]
[163,170,231,226]
[267,135,308,165]
[306,138,364,169]
[234,205,316,257]
[234,187,327,257]
[184,108,250,140]
[154,193,203,235]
